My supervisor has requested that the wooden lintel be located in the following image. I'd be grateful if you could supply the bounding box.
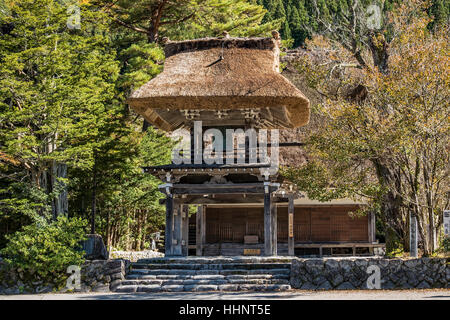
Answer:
[170,183,278,195]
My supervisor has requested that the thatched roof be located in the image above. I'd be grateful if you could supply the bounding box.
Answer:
[128,36,310,132]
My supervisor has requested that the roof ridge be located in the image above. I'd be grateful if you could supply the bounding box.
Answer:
[164,37,278,58]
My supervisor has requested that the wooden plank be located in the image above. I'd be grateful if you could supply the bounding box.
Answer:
[196,205,204,256]
[244,248,261,255]
[244,235,259,244]
[288,195,295,256]
[264,191,273,256]
[294,243,385,248]
[164,194,174,256]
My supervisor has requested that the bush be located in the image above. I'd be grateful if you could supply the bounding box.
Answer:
[440,237,450,253]
[0,216,87,288]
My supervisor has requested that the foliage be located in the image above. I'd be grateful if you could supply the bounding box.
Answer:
[439,237,450,253]
[1,216,87,288]
[99,0,279,43]
[284,0,449,255]
[0,0,121,236]
[258,0,450,47]
[385,243,405,258]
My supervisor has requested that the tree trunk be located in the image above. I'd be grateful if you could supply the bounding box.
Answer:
[52,162,68,218]
[372,159,405,253]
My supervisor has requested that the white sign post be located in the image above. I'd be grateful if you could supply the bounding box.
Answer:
[444,210,450,237]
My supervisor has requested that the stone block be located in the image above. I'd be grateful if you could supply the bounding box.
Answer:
[80,234,109,260]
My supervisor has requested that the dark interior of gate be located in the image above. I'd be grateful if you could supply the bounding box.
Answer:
[188,205,376,257]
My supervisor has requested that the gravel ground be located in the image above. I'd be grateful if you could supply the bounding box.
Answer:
[1,289,448,300]
[109,250,163,261]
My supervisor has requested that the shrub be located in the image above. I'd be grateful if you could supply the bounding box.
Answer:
[440,237,450,253]
[1,216,87,288]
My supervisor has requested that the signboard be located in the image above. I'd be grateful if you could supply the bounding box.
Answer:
[243,249,261,255]
[244,235,258,244]
[288,213,294,238]
[444,210,450,236]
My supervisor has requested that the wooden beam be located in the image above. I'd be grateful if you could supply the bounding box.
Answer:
[181,205,189,256]
[196,205,204,256]
[293,243,385,249]
[264,190,273,256]
[288,195,295,256]
[164,194,174,256]
[170,183,278,195]
[174,194,265,205]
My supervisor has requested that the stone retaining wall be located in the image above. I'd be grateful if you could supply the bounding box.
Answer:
[77,259,129,293]
[0,258,129,294]
[2,256,449,293]
[290,257,449,290]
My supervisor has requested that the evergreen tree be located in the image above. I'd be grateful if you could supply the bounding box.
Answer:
[99,0,278,43]
[0,0,121,240]
[257,0,449,47]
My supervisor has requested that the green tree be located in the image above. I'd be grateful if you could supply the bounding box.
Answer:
[0,0,120,240]
[257,0,449,47]
[99,0,278,43]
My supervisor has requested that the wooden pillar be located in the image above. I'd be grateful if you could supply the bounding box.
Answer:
[181,205,189,256]
[264,188,273,256]
[172,204,182,256]
[164,194,174,256]
[288,195,295,256]
[201,206,206,248]
[196,205,205,256]
[368,211,376,243]
[271,201,277,256]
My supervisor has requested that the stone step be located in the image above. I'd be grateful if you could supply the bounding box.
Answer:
[137,257,294,265]
[127,268,290,277]
[114,283,291,293]
[121,278,290,286]
[132,263,291,270]
[126,273,290,281]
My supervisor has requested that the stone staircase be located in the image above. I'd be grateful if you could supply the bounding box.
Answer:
[113,256,293,293]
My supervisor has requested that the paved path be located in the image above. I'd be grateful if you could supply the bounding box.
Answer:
[1,289,448,300]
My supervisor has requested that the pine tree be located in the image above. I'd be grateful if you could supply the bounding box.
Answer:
[0,0,121,237]
[100,0,278,43]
